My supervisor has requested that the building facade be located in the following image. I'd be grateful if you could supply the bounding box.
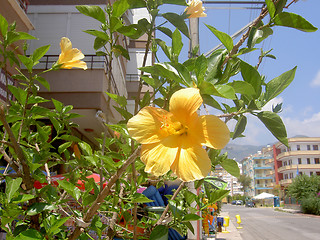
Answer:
[272,137,320,188]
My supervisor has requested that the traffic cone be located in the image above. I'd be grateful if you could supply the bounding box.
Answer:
[222,216,230,233]
[235,214,243,229]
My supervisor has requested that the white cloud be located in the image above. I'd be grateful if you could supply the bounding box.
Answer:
[310,70,320,87]
[262,97,283,112]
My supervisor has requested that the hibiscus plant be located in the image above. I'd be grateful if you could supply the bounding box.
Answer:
[0,0,317,239]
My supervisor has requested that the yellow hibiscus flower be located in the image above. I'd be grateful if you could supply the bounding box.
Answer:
[185,0,207,19]
[57,37,87,70]
[127,88,230,182]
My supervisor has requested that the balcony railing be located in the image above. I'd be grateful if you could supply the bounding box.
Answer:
[253,164,272,169]
[17,0,29,13]
[35,55,119,95]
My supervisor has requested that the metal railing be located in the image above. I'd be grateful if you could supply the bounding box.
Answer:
[17,0,29,13]
[35,55,119,95]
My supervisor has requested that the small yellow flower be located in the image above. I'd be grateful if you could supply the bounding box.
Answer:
[57,37,87,70]
[185,0,207,19]
[127,88,230,182]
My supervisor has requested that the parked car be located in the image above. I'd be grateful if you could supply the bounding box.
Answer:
[245,201,255,208]
[235,200,243,205]
[231,200,237,205]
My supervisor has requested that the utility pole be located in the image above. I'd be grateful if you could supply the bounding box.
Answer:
[189,17,199,57]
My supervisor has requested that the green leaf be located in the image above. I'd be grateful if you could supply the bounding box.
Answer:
[105,92,127,107]
[172,28,183,58]
[117,24,144,39]
[199,82,236,99]
[156,39,172,60]
[34,75,50,91]
[256,111,288,146]
[112,44,130,60]
[93,37,108,50]
[163,0,187,6]
[110,16,123,32]
[228,81,256,98]
[47,217,70,236]
[220,158,240,178]
[255,27,273,45]
[32,45,50,63]
[247,27,263,49]
[58,142,72,154]
[76,5,106,23]
[240,61,261,97]
[112,0,130,17]
[205,24,233,52]
[78,142,93,155]
[150,225,169,240]
[232,116,247,140]
[205,49,225,83]
[7,85,27,105]
[18,55,33,72]
[5,177,22,203]
[265,0,276,18]
[27,203,56,216]
[7,31,37,45]
[15,229,45,240]
[114,106,133,120]
[273,12,317,32]
[274,0,287,15]
[209,189,230,203]
[182,213,202,222]
[0,14,8,37]
[157,26,173,38]
[132,193,154,203]
[265,66,297,103]
[83,29,109,41]
[57,180,81,201]
[12,194,35,204]
[162,13,189,38]
[52,98,63,112]
[170,62,193,87]
[195,54,207,84]
[202,94,222,111]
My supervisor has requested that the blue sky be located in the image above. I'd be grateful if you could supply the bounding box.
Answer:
[158,0,319,146]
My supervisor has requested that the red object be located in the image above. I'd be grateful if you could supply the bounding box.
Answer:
[34,173,107,191]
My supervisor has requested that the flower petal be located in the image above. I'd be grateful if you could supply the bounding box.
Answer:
[61,60,87,70]
[199,115,230,149]
[127,106,173,144]
[169,88,202,124]
[171,141,211,182]
[141,135,180,176]
[60,37,72,53]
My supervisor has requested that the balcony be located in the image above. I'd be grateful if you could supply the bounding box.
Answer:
[126,73,154,100]
[30,55,128,145]
[254,175,273,180]
[278,164,320,173]
[277,150,320,160]
[279,179,293,186]
[255,184,273,190]
[253,164,272,170]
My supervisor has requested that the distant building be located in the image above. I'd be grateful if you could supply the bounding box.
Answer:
[272,137,320,188]
[212,162,243,196]
[241,147,273,197]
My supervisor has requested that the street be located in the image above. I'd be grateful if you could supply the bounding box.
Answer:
[221,204,320,240]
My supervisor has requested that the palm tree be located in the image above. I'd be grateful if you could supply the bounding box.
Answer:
[237,174,252,196]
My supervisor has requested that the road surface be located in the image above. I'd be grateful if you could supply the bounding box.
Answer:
[221,204,320,240]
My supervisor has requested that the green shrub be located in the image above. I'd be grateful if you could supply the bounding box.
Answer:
[301,196,320,215]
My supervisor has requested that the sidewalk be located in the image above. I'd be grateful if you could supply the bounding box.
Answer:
[215,211,242,240]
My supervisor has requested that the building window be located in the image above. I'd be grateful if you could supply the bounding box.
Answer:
[298,158,302,164]
[307,145,311,150]
[310,172,313,176]
[288,159,292,165]
[307,158,310,164]
[315,158,320,164]
[313,145,319,150]
[283,161,287,166]
[290,173,293,178]
[297,145,300,151]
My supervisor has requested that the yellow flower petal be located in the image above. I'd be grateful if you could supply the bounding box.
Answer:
[199,115,230,149]
[169,88,202,124]
[61,60,87,70]
[141,135,180,176]
[57,37,87,70]
[60,37,72,52]
[127,106,173,144]
[171,141,211,182]
[185,0,207,19]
